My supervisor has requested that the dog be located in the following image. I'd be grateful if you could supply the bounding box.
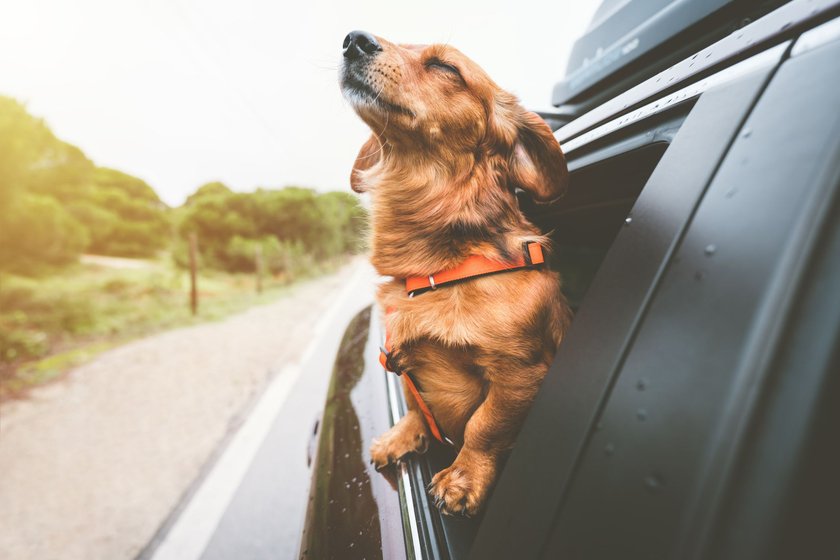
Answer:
[340,30,572,516]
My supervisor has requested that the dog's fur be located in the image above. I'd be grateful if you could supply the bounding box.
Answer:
[341,33,572,516]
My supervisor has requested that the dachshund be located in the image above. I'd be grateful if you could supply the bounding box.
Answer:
[340,30,572,516]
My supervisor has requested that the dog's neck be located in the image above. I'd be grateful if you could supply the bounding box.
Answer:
[367,150,540,278]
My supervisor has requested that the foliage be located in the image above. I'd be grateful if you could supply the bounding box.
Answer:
[84,168,170,257]
[0,256,350,397]
[0,194,89,273]
[0,96,169,272]
[184,181,233,206]
[177,186,366,273]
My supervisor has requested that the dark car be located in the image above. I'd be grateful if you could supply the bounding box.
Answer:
[299,0,840,558]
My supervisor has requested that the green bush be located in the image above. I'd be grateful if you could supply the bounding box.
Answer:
[0,273,99,364]
[0,324,49,362]
[0,194,89,273]
[222,235,273,273]
[176,185,367,274]
[0,274,96,334]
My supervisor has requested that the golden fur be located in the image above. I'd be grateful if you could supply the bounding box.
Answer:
[341,33,572,516]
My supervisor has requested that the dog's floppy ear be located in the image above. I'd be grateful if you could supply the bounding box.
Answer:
[489,93,568,203]
[508,111,568,203]
[350,134,382,193]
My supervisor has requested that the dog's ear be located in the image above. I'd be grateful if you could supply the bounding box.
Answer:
[350,134,381,193]
[508,111,568,203]
[489,94,568,203]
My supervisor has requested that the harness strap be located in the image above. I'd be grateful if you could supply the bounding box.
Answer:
[405,241,545,294]
[379,325,449,445]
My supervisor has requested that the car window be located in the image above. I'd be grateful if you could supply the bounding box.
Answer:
[419,111,687,560]
[548,141,671,309]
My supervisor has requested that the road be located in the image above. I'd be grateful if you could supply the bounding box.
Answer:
[0,260,376,560]
[144,261,376,560]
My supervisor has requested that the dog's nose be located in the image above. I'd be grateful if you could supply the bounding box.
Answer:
[343,30,382,60]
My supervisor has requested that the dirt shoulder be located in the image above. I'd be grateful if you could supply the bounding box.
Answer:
[0,265,351,560]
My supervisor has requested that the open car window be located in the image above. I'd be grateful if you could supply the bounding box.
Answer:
[399,78,704,560]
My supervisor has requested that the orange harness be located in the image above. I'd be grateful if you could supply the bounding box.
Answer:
[379,242,546,446]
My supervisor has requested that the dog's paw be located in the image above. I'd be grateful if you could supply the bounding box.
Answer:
[370,422,429,471]
[383,346,410,374]
[428,463,491,517]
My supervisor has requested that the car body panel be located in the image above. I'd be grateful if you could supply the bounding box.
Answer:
[543,33,840,559]
[299,306,406,560]
[705,166,840,560]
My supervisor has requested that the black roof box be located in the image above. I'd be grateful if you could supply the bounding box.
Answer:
[552,0,789,108]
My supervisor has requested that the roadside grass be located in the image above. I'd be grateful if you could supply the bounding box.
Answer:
[0,256,347,399]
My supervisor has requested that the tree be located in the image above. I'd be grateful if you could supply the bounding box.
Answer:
[184,181,233,206]
[0,96,57,213]
[81,168,170,257]
[0,95,172,269]
[177,183,367,273]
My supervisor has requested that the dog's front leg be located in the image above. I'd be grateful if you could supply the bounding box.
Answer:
[370,381,431,470]
[428,379,536,516]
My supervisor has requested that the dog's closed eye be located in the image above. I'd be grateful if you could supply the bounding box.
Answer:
[426,58,462,79]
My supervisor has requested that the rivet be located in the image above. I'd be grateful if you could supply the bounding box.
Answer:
[645,474,664,492]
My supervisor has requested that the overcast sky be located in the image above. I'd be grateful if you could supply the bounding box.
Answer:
[0,0,600,206]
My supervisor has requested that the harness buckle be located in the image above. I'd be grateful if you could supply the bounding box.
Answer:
[522,241,534,266]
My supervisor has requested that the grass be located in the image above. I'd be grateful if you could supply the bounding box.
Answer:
[0,255,348,399]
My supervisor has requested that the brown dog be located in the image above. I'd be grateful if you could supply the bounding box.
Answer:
[340,31,572,516]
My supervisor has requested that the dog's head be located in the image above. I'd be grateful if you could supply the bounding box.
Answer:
[340,31,568,204]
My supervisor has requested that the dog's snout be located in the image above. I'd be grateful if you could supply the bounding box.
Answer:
[343,30,382,60]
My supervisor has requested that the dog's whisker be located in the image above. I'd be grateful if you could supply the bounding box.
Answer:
[377,104,391,138]
[370,82,393,139]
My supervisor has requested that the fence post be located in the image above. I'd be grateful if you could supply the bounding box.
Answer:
[255,244,264,294]
[189,233,198,315]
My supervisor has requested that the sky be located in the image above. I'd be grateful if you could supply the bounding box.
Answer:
[0,0,600,206]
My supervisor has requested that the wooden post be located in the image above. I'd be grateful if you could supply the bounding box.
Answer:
[255,244,264,294]
[189,233,198,315]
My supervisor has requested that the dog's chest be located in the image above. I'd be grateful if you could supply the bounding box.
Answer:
[378,280,499,348]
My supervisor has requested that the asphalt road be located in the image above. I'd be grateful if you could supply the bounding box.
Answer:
[142,261,376,560]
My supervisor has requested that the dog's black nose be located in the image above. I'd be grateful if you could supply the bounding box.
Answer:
[343,30,382,60]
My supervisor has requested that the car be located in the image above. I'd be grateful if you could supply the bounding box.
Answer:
[299,0,840,558]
